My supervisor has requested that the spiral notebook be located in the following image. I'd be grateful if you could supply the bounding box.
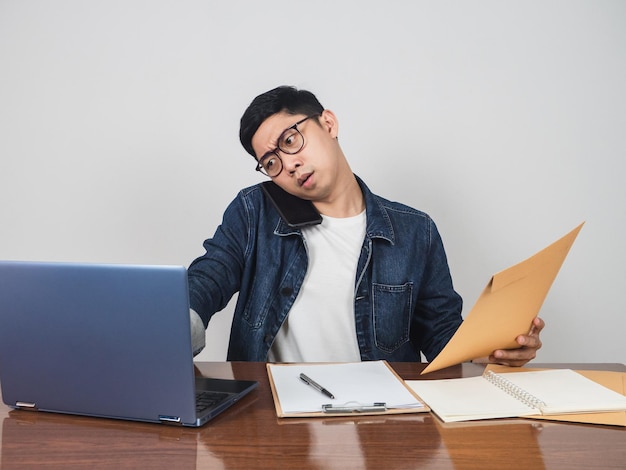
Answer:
[407,368,626,423]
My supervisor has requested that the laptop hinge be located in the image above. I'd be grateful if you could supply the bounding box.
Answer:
[16,401,38,410]
[158,415,182,425]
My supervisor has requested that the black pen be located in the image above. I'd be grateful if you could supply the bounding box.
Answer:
[299,373,335,399]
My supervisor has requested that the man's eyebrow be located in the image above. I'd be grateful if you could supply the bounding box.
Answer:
[258,124,290,159]
[254,135,278,161]
[259,150,276,161]
[257,114,307,159]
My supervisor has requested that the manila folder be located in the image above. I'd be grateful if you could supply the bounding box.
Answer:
[422,222,584,374]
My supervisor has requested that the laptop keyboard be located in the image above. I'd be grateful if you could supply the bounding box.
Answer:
[195,390,230,413]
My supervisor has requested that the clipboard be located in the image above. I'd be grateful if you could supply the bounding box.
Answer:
[267,361,429,418]
[422,222,584,374]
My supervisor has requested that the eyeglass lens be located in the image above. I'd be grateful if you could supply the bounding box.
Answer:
[277,127,304,155]
[256,115,317,177]
[258,127,305,176]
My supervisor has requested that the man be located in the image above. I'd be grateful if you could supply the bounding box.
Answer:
[187,86,543,365]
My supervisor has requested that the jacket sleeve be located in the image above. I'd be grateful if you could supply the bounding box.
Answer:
[187,193,251,328]
[410,219,463,361]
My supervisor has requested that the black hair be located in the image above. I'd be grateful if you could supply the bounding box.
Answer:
[239,86,324,158]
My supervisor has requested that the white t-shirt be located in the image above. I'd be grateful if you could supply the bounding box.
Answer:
[267,211,366,362]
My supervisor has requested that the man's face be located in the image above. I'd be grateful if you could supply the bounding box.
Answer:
[251,110,342,202]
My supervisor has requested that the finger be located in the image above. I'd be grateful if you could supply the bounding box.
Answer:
[528,317,545,336]
[517,334,542,349]
[492,346,538,363]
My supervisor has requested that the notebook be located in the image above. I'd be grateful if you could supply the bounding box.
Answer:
[407,368,626,423]
[0,260,257,427]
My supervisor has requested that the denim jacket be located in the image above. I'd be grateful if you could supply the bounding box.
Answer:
[188,176,462,362]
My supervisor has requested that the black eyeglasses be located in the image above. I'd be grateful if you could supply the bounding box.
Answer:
[255,114,319,177]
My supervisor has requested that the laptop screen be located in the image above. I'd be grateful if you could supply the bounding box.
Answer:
[0,261,200,424]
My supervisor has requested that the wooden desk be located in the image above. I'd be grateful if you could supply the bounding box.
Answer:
[1,362,625,469]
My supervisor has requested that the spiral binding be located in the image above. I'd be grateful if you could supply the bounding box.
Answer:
[483,370,547,411]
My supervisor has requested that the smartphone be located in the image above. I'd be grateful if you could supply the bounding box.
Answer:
[260,181,322,228]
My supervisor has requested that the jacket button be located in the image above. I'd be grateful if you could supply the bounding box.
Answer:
[280,287,293,296]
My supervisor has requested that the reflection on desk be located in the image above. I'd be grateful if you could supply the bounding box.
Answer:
[1,362,625,469]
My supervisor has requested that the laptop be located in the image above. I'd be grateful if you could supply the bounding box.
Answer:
[0,260,257,427]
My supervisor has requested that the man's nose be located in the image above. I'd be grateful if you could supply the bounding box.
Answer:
[282,154,302,174]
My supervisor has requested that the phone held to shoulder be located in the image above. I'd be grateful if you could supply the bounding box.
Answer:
[261,181,322,228]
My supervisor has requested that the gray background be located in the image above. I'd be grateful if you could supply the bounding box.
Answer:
[1,1,624,363]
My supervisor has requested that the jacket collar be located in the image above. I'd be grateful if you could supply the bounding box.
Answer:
[273,175,395,244]
[357,175,395,244]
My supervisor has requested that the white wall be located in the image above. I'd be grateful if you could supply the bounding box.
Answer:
[1,0,624,364]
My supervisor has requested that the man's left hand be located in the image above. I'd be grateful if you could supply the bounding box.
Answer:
[489,317,545,367]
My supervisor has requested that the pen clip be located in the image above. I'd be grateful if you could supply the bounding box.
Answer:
[322,402,387,413]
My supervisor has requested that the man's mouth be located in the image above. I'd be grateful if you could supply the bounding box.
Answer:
[297,172,312,187]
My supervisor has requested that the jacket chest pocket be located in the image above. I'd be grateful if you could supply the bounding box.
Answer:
[372,282,412,353]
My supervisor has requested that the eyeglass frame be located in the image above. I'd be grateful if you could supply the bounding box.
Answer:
[254,114,320,177]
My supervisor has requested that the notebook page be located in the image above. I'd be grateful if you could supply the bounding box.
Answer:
[495,369,626,415]
[407,376,538,423]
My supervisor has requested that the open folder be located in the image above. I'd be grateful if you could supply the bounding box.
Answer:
[422,222,584,374]
[267,361,428,418]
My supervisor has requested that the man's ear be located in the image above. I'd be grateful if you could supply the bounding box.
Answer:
[320,109,339,139]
